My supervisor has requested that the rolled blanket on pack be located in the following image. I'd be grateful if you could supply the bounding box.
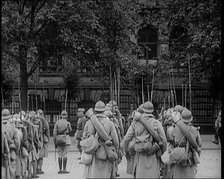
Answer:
[133,111,165,150]
[85,108,110,142]
[172,112,201,153]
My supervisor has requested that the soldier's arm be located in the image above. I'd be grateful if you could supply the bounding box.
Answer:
[22,127,29,150]
[68,122,72,133]
[45,121,50,139]
[115,110,124,138]
[82,120,93,138]
[110,121,119,150]
[53,122,58,139]
[121,121,135,149]
[156,121,167,153]
[196,130,202,148]
[13,128,21,151]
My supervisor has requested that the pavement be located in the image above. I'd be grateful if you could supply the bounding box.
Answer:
[37,135,221,179]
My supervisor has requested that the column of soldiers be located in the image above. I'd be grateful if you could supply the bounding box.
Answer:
[78,100,202,179]
[1,109,50,179]
[2,99,202,178]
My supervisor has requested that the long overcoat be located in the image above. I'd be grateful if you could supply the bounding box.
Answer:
[123,114,167,178]
[39,117,50,158]
[82,113,119,179]
[170,123,202,178]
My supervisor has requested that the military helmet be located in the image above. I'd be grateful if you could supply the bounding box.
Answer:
[108,100,117,107]
[142,101,154,113]
[104,110,113,118]
[78,108,85,112]
[61,110,68,118]
[20,110,26,117]
[29,111,36,118]
[2,109,11,121]
[181,108,193,123]
[94,100,106,112]
[137,104,144,113]
[174,105,184,114]
[37,109,44,115]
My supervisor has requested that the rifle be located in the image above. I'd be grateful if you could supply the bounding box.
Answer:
[188,56,192,111]
[65,88,68,111]
[147,85,150,101]
[142,76,144,103]
[18,78,22,120]
[151,69,155,102]
[182,84,184,107]
[35,83,38,111]
[171,69,177,106]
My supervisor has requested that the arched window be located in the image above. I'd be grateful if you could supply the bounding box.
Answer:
[137,25,158,60]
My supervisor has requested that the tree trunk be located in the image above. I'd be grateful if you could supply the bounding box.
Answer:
[20,62,28,111]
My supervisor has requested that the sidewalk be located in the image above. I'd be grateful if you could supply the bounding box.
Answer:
[48,135,221,152]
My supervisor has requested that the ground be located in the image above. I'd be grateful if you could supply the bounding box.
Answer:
[38,148,221,179]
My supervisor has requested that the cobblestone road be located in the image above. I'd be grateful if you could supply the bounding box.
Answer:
[38,148,221,179]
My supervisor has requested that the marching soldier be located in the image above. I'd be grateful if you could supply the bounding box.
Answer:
[122,101,167,178]
[211,110,221,145]
[170,108,202,178]
[2,124,10,179]
[82,101,119,178]
[37,109,50,175]
[2,109,20,179]
[12,114,28,179]
[30,111,42,178]
[21,111,34,179]
[53,110,72,174]
[104,110,122,178]
[75,108,87,159]
[106,100,124,177]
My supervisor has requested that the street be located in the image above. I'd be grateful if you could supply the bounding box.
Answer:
[38,139,221,179]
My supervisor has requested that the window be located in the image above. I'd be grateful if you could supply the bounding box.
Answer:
[137,25,158,60]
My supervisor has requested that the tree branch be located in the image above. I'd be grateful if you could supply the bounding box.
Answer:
[27,58,41,77]
[36,0,48,14]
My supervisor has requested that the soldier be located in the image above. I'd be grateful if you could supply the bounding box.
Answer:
[2,109,20,179]
[21,111,34,179]
[75,108,87,159]
[82,101,119,178]
[104,110,122,178]
[53,110,72,174]
[12,114,28,179]
[106,100,125,177]
[30,111,42,178]
[37,109,50,174]
[211,110,221,145]
[170,108,202,178]
[122,101,167,178]
[2,123,10,179]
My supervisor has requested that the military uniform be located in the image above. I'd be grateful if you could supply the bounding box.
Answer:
[2,126,10,179]
[37,109,50,175]
[75,108,87,155]
[170,109,202,178]
[122,102,167,178]
[53,110,72,174]
[2,109,20,179]
[83,101,119,179]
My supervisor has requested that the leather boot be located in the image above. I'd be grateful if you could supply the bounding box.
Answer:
[63,158,69,174]
[58,158,63,174]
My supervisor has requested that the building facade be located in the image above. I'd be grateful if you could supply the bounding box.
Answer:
[3,0,221,135]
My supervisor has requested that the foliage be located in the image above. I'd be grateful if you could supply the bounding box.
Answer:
[136,0,221,96]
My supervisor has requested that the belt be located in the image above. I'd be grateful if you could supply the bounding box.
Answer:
[57,132,66,135]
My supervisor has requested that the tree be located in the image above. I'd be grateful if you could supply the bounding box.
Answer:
[136,0,221,96]
[2,0,141,110]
